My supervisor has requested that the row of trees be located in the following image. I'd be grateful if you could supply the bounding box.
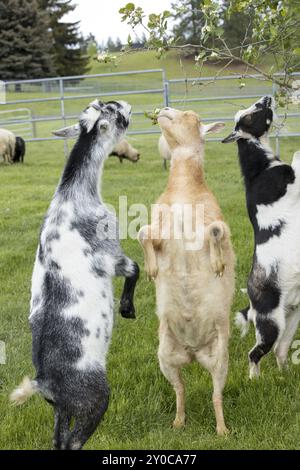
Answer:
[120,0,300,99]
[171,0,251,52]
[105,33,147,52]
[0,0,90,81]
[105,1,249,54]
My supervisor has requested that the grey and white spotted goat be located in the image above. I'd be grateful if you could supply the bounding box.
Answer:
[223,96,300,378]
[10,100,139,450]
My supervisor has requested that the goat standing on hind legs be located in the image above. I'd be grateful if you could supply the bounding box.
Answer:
[138,108,235,435]
[223,95,300,379]
[10,100,139,450]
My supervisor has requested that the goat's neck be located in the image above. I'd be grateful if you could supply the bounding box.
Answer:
[58,132,109,202]
[237,137,275,188]
[168,148,205,191]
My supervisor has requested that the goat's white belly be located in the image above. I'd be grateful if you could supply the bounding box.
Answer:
[255,196,300,309]
[32,227,115,370]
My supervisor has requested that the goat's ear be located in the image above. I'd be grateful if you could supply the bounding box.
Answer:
[52,123,80,138]
[201,122,225,136]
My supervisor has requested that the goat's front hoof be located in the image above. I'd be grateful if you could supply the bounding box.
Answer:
[249,362,260,379]
[213,262,225,278]
[119,299,136,319]
[145,263,158,281]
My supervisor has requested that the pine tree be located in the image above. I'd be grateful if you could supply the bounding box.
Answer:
[39,0,90,77]
[115,37,123,52]
[171,0,205,46]
[106,37,116,52]
[0,0,56,81]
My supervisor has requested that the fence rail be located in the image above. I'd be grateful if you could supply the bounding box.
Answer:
[0,108,34,138]
[0,69,299,155]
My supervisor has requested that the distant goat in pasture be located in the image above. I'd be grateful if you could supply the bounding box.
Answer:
[109,138,140,163]
[13,137,25,163]
[0,128,15,164]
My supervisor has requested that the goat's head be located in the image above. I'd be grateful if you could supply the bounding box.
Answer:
[222,95,275,144]
[52,100,131,147]
[157,107,224,152]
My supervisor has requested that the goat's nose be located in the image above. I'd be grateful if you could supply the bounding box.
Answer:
[261,95,272,108]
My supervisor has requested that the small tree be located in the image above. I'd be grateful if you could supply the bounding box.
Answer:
[119,0,300,103]
[84,33,99,57]
[0,0,56,82]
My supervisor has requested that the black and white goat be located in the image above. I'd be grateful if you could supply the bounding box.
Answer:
[223,95,300,378]
[10,100,139,450]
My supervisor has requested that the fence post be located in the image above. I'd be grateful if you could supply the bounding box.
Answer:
[162,69,169,107]
[31,110,37,138]
[59,78,69,158]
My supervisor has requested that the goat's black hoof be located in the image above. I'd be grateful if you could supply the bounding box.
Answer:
[119,299,136,319]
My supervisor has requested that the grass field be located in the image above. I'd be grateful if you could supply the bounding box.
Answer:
[1,133,300,450]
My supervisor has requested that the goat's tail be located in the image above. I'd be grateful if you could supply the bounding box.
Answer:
[207,221,228,277]
[10,377,38,405]
[235,305,253,337]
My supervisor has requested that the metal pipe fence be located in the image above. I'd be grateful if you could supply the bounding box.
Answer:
[0,69,299,154]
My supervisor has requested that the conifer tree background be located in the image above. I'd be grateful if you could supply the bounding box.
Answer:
[0,0,56,81]
[0,0,90,81]
[40,0,90,77]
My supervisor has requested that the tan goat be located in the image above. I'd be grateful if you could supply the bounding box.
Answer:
[138,108,235,435]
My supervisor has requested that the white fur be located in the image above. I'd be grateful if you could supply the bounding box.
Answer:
[235,311,250,337]
[10,377,37,405]
[0,128,16,163]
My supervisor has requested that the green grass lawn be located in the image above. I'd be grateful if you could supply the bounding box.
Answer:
[1,135,300,450]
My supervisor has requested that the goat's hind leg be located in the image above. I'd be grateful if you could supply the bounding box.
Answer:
[159,358,186,429]
[53,406,71,450]
[196,327,229,436]
[158,324,190,429]
[211,343,229,436]
[115,255,139,319]
[66,390,109,450]
[274,308,300,370]
[249,312,282,379]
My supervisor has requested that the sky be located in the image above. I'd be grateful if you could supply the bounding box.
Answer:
[66,0,173,45]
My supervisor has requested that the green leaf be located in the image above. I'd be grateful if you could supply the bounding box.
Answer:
[125,3,135,12]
